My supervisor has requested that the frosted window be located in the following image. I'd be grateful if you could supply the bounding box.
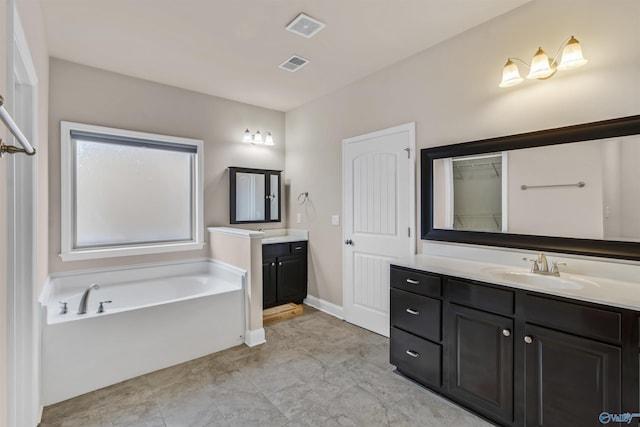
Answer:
[74,139,193,247]
[60,121,204,261]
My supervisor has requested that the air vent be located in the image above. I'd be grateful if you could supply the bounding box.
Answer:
[285,13,326,38]
[279,55,309,72]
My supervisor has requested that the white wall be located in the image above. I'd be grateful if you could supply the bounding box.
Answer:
[48,59,285,274]
[284,0,640,306]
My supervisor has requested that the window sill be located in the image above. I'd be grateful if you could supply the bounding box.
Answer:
[59,241,205,262]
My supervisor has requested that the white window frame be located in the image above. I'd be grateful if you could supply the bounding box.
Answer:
[60,121,205,261]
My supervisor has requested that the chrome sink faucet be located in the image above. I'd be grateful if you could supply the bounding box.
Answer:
[522,253,566,276]
[78,283,100,314]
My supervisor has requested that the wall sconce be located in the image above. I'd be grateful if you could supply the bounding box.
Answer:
[499,36,588,88]
[243,129,274,146]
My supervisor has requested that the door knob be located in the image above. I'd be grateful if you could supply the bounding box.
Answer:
[344,239,353,245]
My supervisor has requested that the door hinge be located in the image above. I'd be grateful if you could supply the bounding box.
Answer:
[408,227,411,237]
[404,147,411,158]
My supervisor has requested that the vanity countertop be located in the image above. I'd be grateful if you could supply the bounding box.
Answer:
[393,254,640,312]
[261,229,308,245]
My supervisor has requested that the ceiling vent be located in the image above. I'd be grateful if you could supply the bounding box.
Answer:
[285,13,326,38]
[279,55,309,72]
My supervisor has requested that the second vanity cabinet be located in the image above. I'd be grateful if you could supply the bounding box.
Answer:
[263,241,307,309]
[390,265,637,427]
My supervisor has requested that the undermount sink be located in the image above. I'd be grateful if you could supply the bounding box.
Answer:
[486,269,600,290]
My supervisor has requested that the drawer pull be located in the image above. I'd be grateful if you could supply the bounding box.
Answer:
[405,308,420,315]
[405,350,420,358]
[502,329,511,337]
[524,336,533,344]
[294,246,303,250]
[405,278,420,285]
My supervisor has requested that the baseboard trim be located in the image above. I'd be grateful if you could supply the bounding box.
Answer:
[303,295,344,320]
[244,328,266,347]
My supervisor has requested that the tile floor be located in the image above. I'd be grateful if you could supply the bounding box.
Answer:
[39,305,493,427]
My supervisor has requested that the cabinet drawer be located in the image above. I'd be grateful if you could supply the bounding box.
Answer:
[448,279,514,316]
[263,241,307,258]
[525,294,621,344]
[391,289,441,341]
[390,266,441,297]
[390,327,442,388]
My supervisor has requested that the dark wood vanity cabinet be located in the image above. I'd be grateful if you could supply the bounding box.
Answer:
[262,241,307,309]
[390,268,443,389]
[390,265,639,427]
[447,303,514,424]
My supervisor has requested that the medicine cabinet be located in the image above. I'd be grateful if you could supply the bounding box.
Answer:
[229,167,281,224]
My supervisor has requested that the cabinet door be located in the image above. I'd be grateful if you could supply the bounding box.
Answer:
[262,258,277,309]
[524,324,621,427]
[447,303,514,424]
[277,254,306,304]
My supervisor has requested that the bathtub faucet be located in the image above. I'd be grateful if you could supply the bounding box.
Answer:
[78,283,100,314]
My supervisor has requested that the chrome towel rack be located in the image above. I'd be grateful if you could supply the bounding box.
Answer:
[0,94,36,157]
[521,181,585,190]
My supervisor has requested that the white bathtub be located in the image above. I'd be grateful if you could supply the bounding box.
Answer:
[40,259,246,405]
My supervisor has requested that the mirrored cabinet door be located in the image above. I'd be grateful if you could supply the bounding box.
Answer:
[229,167,281,224]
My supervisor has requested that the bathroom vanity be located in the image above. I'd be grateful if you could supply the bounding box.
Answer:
[261,230,308,309]
[262,240,307,308]
[390,256,639,427]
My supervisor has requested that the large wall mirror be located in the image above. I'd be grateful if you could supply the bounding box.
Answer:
[229,167,281,224]
[421,115,640,261]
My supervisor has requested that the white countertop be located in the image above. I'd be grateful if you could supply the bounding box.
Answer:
[261,229,308,245]
[393,254,640,312]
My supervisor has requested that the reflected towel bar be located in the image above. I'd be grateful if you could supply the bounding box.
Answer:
[521,181,585,190]
[0,94,36,157]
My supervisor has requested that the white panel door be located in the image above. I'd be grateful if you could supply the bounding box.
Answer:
[343,123,415,337]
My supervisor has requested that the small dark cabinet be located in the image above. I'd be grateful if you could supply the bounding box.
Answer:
[389,264,637,427]
[262,241,307,309]
[447,303,514,424]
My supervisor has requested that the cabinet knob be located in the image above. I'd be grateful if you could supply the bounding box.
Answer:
[405,308,419,315]
[271,263,275,267]
[405,350,420,358]
[279,262,282,266]
[524,336,533,344]
[502,329,511,337]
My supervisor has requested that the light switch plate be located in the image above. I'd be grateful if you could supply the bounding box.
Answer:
[331,215,340,225]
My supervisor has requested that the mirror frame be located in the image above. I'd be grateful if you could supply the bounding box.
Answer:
[421,115,640,261]
[229,167,281,224]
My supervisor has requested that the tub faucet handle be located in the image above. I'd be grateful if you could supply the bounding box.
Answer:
[97,300,112,313]
[59,301,68,314]
[522,257,539,272]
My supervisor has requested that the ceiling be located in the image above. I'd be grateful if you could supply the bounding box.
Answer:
[40,0,531,112]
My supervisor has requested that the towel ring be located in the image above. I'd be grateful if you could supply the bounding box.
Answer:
[297,192,309,205]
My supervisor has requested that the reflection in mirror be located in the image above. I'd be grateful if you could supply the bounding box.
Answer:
[270,174,279,220]
[432,136,640,241]
[229,167,281,224]
[236,172,265,222]
[422,115,640,261]
[435,153,505,233]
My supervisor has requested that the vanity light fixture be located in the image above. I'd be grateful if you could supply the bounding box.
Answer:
[499,36,588,88]
[242,129,274,146]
